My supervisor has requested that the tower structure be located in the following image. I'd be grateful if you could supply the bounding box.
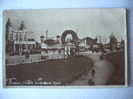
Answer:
[40,35,44,43]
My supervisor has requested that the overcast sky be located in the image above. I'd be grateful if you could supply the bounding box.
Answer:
[4,8,126,42]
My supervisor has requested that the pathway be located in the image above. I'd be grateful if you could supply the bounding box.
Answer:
[70,52,114,85]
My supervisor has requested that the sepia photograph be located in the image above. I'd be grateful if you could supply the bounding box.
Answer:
[3,8,127,87]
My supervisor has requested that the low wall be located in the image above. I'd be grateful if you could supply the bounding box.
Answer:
[6,54,42,65]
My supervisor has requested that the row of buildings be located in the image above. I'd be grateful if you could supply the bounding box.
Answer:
[6,18,124,65]
[6,19,39,56]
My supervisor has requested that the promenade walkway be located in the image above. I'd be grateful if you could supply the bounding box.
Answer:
[70,52,114,85]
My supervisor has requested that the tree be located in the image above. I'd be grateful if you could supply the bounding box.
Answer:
[19,21,25,30]
[109,33,118,50]
[6,18,12,40]
[6,18,12,54]
[120,39,124,49]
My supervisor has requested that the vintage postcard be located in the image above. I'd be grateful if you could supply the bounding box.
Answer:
[3,8,127,87]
